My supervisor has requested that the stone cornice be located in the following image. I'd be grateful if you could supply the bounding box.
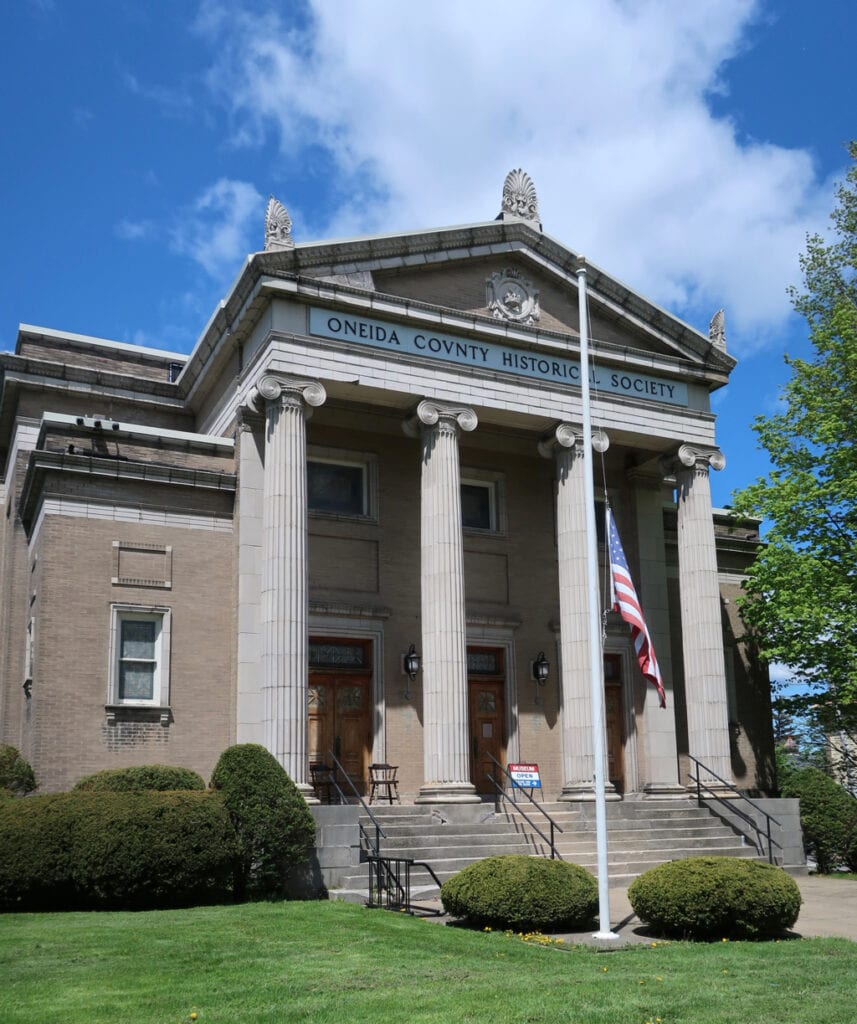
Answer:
[18,450,236,533]
[0,366,188,468]
[179,220,735,412]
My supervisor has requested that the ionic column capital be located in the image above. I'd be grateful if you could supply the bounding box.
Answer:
[663,443,725,477]
[244,374,327,417]
[537,422,609,460]
[403,399,478,438]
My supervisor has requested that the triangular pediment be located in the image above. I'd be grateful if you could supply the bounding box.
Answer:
[254,219,733,376]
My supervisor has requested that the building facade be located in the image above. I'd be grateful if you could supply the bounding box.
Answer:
[0,172,775,800]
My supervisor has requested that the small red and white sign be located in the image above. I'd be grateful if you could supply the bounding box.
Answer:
[508,763,541,788]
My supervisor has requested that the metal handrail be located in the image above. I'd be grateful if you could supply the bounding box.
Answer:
[326,752,387,857]
[485,753,563,859]
[366,855,444,916]
[688,754,782,864]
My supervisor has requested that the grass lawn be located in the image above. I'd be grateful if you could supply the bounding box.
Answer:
[1,900,856,1024]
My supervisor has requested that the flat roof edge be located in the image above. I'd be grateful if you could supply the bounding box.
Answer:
[18,325,187,362]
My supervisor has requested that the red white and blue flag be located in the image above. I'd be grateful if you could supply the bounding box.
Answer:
[606,507,666,708]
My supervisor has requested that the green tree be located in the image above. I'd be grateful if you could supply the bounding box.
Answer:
[733,142,857,749]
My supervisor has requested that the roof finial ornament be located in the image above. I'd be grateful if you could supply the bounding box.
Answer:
[498,169,541,229]
[709,308,726,350]
[265,196,294,251]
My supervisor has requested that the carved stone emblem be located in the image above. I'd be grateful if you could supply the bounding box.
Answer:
[264,196,294,251]
[498,169,541,226]
[708,308,726,350]
[486,268,540,325]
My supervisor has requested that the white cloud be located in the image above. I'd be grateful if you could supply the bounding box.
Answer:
[115,219,153,241]
[171,178,263,279]
[192,0,840,352]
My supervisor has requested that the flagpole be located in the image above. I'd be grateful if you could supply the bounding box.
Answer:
[576,256,618,940]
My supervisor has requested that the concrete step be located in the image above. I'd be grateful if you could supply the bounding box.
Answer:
[324,797,765,902]
[371,821,532,838]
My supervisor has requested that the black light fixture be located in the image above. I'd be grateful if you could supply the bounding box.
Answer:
[402,643,421,701]
[404,643,421,681]
[532,651,550,685]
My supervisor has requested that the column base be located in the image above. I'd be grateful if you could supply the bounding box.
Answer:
[643,782,691,800]
[297,782,320,805]
[416,782,481,804]
[558,781,621,801]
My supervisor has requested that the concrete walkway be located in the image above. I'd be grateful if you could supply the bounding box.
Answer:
[545,875,857,946]
[417,876,857,945]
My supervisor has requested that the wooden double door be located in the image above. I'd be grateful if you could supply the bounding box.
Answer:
[308,638,372,795]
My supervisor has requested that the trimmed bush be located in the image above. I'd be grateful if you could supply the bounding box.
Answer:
[0,790,238,911]
[73,764,205,792]
[781,766,857,874]
[440,855,598,931]
[0,745,36,796]
[628,856,802,940]
[210,744,316,901]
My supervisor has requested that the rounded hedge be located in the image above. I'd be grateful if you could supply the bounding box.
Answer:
[781,767,857,874]
[628,856,802,940]
[210,744,316,901]
[440,855,598,931]
[0,790,238,912]
[0,745,36,797]
[73,764,206,792]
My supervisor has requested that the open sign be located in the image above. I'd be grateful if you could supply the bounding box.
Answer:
[508,763,542,788]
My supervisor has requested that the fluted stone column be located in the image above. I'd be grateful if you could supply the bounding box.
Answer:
[628,468,684,797]
[236,412,265,745]
[539,423,610,800]
[250,373,326,800]
[404,399,480,804]
[672,443,733,788]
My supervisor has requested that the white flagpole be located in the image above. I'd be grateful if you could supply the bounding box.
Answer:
[576,256,618,940]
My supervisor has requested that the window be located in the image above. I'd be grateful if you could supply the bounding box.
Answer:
[308,460,366,515]
[461,470,505,533]
[307,447,378,520]
[108,605,171,707]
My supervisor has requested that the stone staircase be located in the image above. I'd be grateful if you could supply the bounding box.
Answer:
[325,797,761,900]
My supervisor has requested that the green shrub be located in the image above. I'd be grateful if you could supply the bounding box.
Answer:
[628,857,802,939]
[0,790,238,912]
[73,764,205,792]
[0,745,36,796]
[781,767,857,873]
[210,744,316,901]
[440,855,598,931]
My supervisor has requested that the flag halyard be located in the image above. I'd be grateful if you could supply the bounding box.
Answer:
[606,507,666,709]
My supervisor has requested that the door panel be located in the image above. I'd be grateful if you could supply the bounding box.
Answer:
[308,671,372,795]
[467,647,507,794]
[604,654,625,794]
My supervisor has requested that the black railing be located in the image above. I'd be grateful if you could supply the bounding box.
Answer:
[485,753,563,860]
[367,856,444,916]
[326,751,386,858]
[688,754,782,864]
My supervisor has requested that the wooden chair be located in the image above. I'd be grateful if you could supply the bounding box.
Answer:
[368,763,400,804]
[310,763,338,804]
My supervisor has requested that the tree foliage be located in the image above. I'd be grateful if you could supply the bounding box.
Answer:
[734,142,857,736]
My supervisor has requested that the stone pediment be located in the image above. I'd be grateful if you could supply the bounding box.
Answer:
[255,219,732,374]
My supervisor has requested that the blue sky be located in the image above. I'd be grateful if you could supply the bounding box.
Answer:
[2,0,855,508]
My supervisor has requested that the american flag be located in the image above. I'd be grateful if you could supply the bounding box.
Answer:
[606,507,666,708]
